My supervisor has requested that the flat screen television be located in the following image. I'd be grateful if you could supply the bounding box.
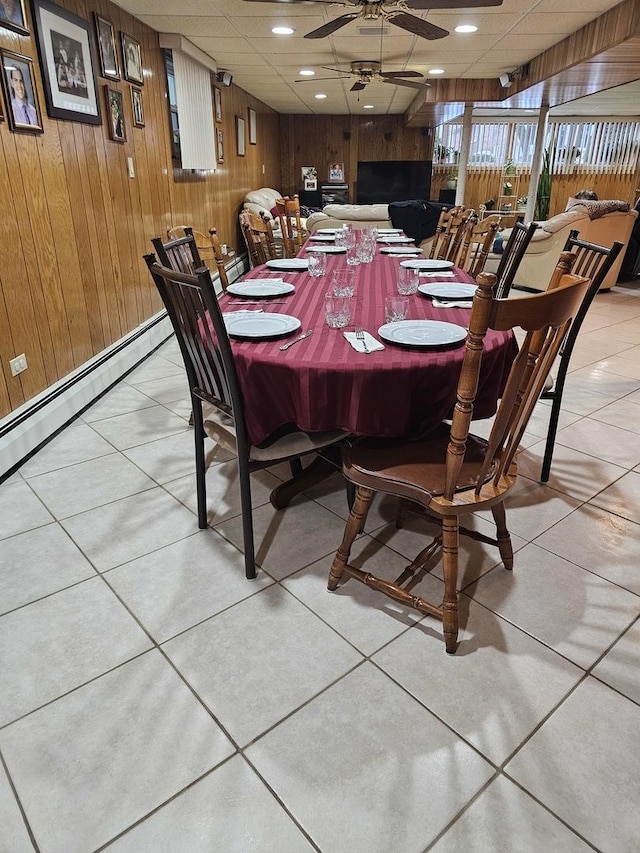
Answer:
[356,160,432,204]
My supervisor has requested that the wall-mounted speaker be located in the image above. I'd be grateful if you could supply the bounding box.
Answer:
[499,73,512,88]
[343,130,351,140]
[217,71,232,87]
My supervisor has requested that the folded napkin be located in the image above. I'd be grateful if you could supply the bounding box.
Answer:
[431,299,473,309]
[419,271,457,278]
[343,331,385,352]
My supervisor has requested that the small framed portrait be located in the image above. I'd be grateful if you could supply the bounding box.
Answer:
[301,165,317,191]
[248,107,256,145]
[105,85,125,142]
[214,86,222,123]
[216,126,224,163]
[121,32,143,85]
[328,162,344,183]
[0,0,29,36]
[236,115,245,156]
[130,85,144,127]
[94,13,119,81]
[1,50,44,133]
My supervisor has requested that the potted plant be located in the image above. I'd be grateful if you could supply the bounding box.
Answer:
[504,158,517,176]
[446,167,458,190]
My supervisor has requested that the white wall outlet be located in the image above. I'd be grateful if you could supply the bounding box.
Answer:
[10,353,28,377]
[262,163,265,174]
[127,157,135,178]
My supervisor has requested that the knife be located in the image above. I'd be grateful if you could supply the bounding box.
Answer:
[279,329,313,351]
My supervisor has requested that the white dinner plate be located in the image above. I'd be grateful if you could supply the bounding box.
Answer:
[305,244,347,253]
[418,283,477,300]
[400,259,455,271]
[380,246,422,255]
[377,235,414,244]
[316,228,340,234]
[227,280,295,298]
[377,228,403,234]
[223,312,301,339]
[266,258,309,271]
[309,234,336,241]
[377,320,468,348]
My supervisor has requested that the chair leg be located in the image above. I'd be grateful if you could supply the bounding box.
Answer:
[491,501,513,570]
[441,515,459,654]
[328,486,373,590]
[540,392,561,483]
[237,459,257,580]
[192,398,208,529]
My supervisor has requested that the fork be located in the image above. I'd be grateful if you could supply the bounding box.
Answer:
[355,326,369,353]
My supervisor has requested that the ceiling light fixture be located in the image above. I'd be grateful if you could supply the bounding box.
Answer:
[314,93,327,99]
[272,26,294,35]
[455,24,478,33]
[298,69,315,76]
[363,104,374,109]
[429,68,445,75]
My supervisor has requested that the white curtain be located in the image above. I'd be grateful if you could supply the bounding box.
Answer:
[172,49,216,171]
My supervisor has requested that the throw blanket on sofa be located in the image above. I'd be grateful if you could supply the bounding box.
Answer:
[389,200,452,242]
[566,198,630,219]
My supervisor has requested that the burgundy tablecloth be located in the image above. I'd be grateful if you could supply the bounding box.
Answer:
[221,246,517,445]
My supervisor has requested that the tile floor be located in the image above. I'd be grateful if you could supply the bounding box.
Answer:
[2,281,640,852]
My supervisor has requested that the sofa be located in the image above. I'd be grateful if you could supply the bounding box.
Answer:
[485,201,638,292]
[243,188,282,226]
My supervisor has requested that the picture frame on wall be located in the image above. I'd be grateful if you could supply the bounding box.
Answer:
[248,107,256,144]
[236,115,245,156]
[121,32,143,85]
[216,126,224,162]
[130,85,144,127]
[31,0,101,125]
[328,162,344,183]
[0,0,29,35]
[105,84,125,142]
[214,86,222,123]
[94,13,119,81]
[1,49,44,133]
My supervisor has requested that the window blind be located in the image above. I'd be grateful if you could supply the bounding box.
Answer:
[172,49,216,171]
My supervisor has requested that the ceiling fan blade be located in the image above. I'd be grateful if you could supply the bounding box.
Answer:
[351,81,367,92]
[388,12,449,40]
[404,0,502,7]
[295,75,350,82]
[304,14,358,39]
[242,0,352,4]
[379,70,423,79]
[383,77,430,90]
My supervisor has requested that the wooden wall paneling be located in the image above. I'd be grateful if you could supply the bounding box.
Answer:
[0,287,14,414]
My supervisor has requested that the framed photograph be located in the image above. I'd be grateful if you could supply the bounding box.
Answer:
[216,126,224,163]
[304,178,317,191]
[248,107,256,145]
[214,86,222,123]
[301,165,317,190]
[94,13,119,81]
[1,50,43,132]
[105,85,125,142]
[121,32,143,85]
[236,115,245,156]
[0,0,29,36]
[130,85,144,127]
[31,0,101,125]
[328,162,344,183]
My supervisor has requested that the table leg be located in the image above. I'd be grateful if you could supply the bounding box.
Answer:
[269,448,342,509]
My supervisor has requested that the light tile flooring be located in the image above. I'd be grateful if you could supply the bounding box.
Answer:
[2,281,640,852]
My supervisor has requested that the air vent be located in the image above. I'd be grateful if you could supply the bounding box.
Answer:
[358,26,390,36]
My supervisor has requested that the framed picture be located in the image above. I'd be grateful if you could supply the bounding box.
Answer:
[216,126,224,162]
[304,178,317,191]
[0,0,29,36]
[105,85,125,142]
[130,85,144,127]
[1,50,43,132]
[301,165,317,190]
[31,0,101,125]
[236,115,245,156]
[121,32,143,85]
[214,86,222,123]
[94,13,119,81]
[328,162,344,182]
[248,107,256,145]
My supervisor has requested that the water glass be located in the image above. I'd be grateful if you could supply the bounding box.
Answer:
[308,252,327,277]
[357,233,376,263]
[331,269,356,297]
[346,243,360,266]
[335,230,349,249]
[324,294,352,328]
[384,295,409,323]
[397,265,419,295]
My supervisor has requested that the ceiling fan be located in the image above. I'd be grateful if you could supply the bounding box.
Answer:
[244,0,504,41]
[296,60,430,92]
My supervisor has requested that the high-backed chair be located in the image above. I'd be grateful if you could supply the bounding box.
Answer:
[428,205,463,260]
[539,232,624,482]
[275,194,307,257]
[239,210,279,267]
[151,229,204,275]
[327,269,591,653]
[144,255,348,580]
[493,221,539,298]
[455,214,502,278]
[434,208,475,262]
[167,226,230,291]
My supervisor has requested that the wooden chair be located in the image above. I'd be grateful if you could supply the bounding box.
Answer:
[428,205,463,260]
[167,226,230,291]
[493,221,539,298]
[144,255,349,580]
[239,210,279,267]
[275,194,307,257]
[327,268,591,653]
[455,214,502,278]
[152,229,204,275]
[438,208,476,262]
[539,232,624,482]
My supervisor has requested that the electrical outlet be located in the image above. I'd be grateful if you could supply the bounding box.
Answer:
[10,353,28,377]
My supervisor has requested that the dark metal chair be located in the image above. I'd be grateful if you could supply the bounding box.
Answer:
[493,221,539,298]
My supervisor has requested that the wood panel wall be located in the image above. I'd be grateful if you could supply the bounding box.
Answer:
[0,0,280,418]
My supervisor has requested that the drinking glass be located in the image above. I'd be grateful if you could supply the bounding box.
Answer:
[331,269,356,297]
[308,252,327,277]
[397,266,419,295]
[334,230,348,249]
[346,243,360,266]
[324,294,352,328]
[357,232,375,263]
[384,295,409,323]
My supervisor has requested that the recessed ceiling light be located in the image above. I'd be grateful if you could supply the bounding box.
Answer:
[429,68,445,75]
[455,24,477,33]
[363,104,375,109]
[272,26,294,35]
[298,68,315,76]
[314,93,327,99]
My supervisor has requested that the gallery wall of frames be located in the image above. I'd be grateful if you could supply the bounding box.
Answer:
[0,0,280,416]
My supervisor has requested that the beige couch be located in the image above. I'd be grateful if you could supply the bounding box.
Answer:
[486,203,638,292]
[243,188,282,225]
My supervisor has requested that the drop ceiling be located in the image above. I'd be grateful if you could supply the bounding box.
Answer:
[113,0,638,118]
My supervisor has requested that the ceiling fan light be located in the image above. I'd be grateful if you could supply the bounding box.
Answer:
[429,68,445,75]
[455,24,478,34]
[272,26,294,35]
[298,69,315,76]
